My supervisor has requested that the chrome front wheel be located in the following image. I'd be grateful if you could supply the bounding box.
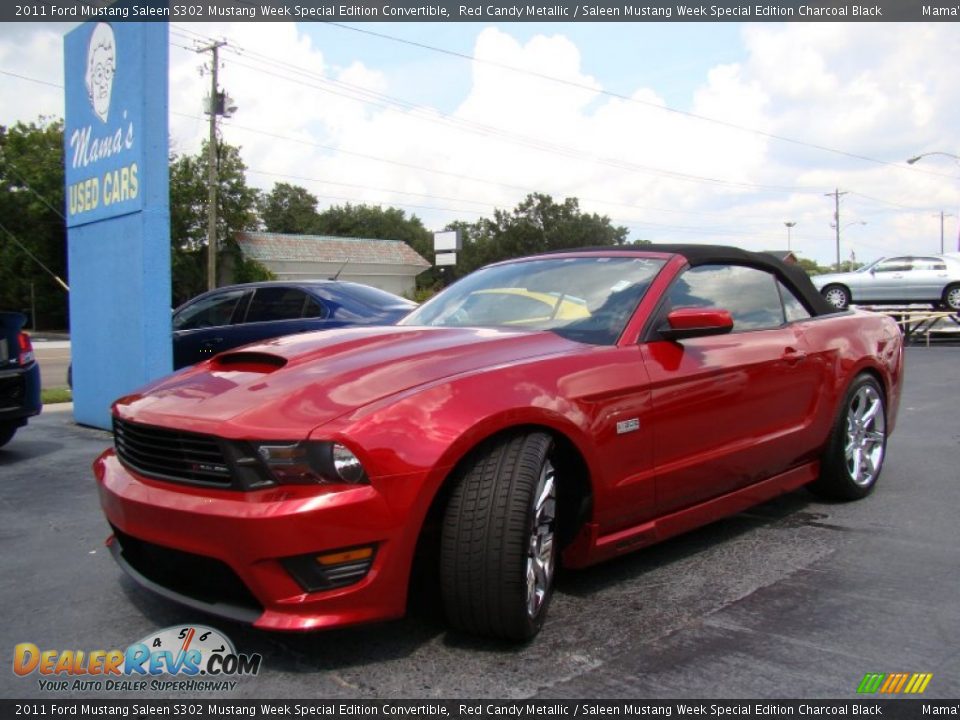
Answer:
[526,460,556,619]
[441,432,559,640]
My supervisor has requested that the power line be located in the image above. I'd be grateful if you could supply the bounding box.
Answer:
[3,161,66,221]
[0,222,70,292]
[212,40,826,195]
[0,69,62,89]
[323,22,956,179]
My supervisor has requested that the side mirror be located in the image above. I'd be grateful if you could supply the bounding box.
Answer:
[658,308,734,341]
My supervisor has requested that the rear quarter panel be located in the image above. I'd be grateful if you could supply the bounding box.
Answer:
[797,310,903,438]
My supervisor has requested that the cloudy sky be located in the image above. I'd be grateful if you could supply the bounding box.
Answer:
[1,20,958,265]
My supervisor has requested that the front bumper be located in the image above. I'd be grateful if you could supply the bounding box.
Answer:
[94,450,424,631]
[0,363,41,424]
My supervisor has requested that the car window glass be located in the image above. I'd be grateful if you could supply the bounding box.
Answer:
[173,290,246,331]
[245,287,311,323]
[913,258,946,271]
[779,281,812,322]
[875,258,911,273]
[667,265,785,331]
[340,283,411,309]
[302,296,328,319]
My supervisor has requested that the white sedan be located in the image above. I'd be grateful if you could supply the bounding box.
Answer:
[812,254,960,311]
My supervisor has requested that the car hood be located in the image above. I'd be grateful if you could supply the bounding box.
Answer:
[114,326,584,436]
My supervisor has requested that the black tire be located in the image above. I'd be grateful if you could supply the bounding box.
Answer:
[942,284,960,312]
[821,284,851,311]
[809,375,887,501]
[440,432,558,641]
[0,423,18,449]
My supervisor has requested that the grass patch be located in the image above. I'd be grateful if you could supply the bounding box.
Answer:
[42,388,72,405]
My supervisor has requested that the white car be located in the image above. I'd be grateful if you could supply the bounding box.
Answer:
[812,255,960,311]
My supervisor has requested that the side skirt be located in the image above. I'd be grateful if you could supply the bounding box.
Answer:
[562,462,819,568]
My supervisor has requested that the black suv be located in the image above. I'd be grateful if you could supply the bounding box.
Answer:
[0,312,41,448]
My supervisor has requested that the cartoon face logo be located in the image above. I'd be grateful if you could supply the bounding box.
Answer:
[85,23,116,123]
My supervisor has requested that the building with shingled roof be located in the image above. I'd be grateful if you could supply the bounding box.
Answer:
[235,232,431,297]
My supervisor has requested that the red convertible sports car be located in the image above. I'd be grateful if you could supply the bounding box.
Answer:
[95,246,903,640]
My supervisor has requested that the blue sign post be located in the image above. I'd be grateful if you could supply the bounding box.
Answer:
[64,22,172,429]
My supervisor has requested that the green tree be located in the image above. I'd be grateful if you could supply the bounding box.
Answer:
[258,182,319,234]
[796,257,831,276]
[0,118,68,329]
[314,202,432,247]
[313,202,438,287]
[451,194,630,280]
[168,140,261,305]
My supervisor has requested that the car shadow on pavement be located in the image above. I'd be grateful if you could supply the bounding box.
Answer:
[554,488,819,600]
[0,440,62,465]
[115,488,831,671]
[118,575,449,673]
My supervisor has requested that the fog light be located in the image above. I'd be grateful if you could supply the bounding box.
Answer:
[282,545,377,592]
[316,546,374,566]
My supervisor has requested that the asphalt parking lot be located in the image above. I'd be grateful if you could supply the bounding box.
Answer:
[1,347,957,701]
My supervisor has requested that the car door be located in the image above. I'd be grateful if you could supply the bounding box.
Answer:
[172,288,250,369]
[860,257,912,302]
[904,257,950,302]
[640,264,823,514]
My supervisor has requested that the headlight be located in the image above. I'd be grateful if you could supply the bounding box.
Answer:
[254,441,368,485]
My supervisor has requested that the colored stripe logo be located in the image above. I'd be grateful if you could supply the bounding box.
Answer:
[857,673,933,694]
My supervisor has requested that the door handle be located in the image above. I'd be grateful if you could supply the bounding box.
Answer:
[782,348,808,364]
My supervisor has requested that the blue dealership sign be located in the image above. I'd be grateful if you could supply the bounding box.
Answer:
[64,22,172,429]
[64,22,147,226]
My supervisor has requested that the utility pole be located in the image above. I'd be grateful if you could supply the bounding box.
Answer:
[939,211,945,254]
[825,188,848,269]
[198,40,227,291]
[934,211,955,254]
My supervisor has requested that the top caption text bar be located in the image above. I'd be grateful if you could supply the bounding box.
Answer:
[4,0,954,22]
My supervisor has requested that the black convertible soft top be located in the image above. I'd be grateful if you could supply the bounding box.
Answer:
[552,244,836,317]
[648,244,835,316]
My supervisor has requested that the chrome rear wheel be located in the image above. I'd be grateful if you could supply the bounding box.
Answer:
[845,384,886,488]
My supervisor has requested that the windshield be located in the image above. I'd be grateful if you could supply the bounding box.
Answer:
[401,256,665,345]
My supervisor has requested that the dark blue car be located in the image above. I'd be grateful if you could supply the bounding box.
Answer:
[172,280,416,369]
[0,312,42,448]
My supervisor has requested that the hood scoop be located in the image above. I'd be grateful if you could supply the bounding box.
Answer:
[211,351,287,373]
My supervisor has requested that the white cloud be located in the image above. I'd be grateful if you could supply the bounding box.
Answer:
[0,23,68,124]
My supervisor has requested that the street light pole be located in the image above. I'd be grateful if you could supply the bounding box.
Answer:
[784,221,796,252]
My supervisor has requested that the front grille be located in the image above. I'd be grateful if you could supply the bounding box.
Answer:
[111,526,262,615]
[0,375,25,410]
[113,417,233,487]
